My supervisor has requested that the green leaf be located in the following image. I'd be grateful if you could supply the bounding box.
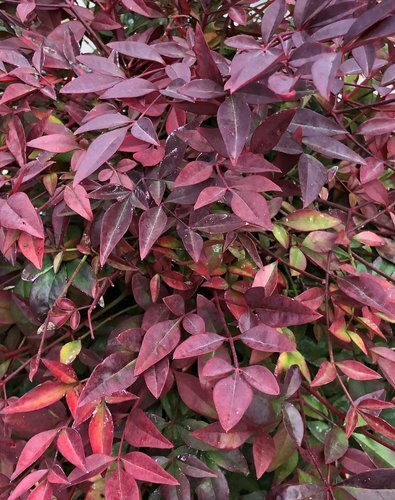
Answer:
[65,260,95,297]
[283,209,341,231]
[353,433,395,468]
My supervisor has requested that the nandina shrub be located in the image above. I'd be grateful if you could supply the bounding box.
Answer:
[0,0,395,498]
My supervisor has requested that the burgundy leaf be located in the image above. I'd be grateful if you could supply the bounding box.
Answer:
[57,429,86,470]
[261,0,286,43]
[173,333,225,359]
[231,191,272,229]
[134,319,181,375]
[250,109,296,154]
[122,452,178,485]
[131,117,159,146]
[253,432,275,478]
[217,95,251,164]
[64,185,93,221]
[139,206,168,260]
[174,161,214,188]
[100,196,134,266]
[144,357,169,398]
[77,352,136,407]
[213,372,253,431]
[283,402,304,446]
[253,295,322,326]
[240,324,296,352]
[27,134,79,153]
[11,429,58,479]
[194,186,227,210]
[180,79,225,99]
[191,422,254,450]
[336,360,382,381]
[124,408,173,449]
[105,466,140,500]
[298,154,327,207]
[175,371,217,419]
[312,52,341,100]
[100,77,157,99]
[107,41,164,64]
[241,365,280,395]
[302,136,366,165]
[73,126,129,185]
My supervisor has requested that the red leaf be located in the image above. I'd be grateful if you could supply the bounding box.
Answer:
[60,74,122,94]
[0,193,43,239]
[231,191,272,229]
[9,470,48,500]
[64,185,93,221]
[1,381,70,414]
[18,233,44,269]
[240,324,296,352]
[68,454,114,485]
[57,428,86,470]
[12,429,58,479]
[253,432,275,478]
[345,407,359,438]
[254,295,322,326]
[191,422,254,450]
[338,274,395,319]
[283,402,304,446]
[174,161,214,188]
[173,333,225,359]
[124,408,173,449]
[194,23,222,84]
[144,357,169,398]
[26,480,52,500]
[100,196,134,266]
[6,115,26,167]
[27,134,79,153]
[312,52,341,100]
[78,352,136,407]
[298,154,327,208]
[122,451,178,485]
[134,319,181,375]
[225,50,282,93]
[175,371,217,419]
[107,41,164,64]
[217,95,251,163]
[100,77,157,99]
[0,83,36,105]
[261,0,286,43]
[131,116,159,146]
[139,206,168,260]
[213,372,253,431]
[241,365,280,395]
[194,186,227,210]
[202,357,234,378]
[180,79,225,99]
[182,313,206,335]
[73,127,129,185]
[311,361,337,387]
[42,359,78,384]
[336,360,381,381]
[250,109,296,154]
[359,412,395,442]
[105,466,140,500]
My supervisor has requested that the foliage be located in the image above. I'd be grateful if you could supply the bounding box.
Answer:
[0,0,395,498]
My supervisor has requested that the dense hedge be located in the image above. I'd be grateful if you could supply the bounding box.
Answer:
[1,0,395,498]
